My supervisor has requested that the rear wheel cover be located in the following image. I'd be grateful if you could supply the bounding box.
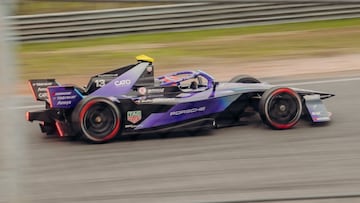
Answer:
[260,87,302,129]
[75,97,121,143]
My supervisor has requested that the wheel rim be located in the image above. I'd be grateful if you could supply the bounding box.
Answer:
[265,89,301,129]
[80,101,120,141]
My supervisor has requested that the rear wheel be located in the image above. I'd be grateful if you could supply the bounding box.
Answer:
[259,87,302,130]
[230,75,261,83]
[72,97,121,143]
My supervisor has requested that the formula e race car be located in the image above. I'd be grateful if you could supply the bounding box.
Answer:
[26,55,334,143]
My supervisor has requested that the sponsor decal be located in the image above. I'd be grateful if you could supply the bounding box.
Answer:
[135,98,176,104]
[44,85,82,109]
[152,98,175,103]
[137,87,164,95]
[311,111,321,116]
[94,79,106,87]
[147,88,164,94]
[127,110,142,124]
[38,92,48,99]
[53,91,72,96]
[55,95,77,100]
[30,80,57,100]
[32,82,54,87]
[170,106,206,116]
[114,79,131,87]
[135,99,153,104]
[53,92,79,106]
[51,91,78,105]
[48,87,82,108]
[37,87,49,99]
[138,87,147,95]
[314,117,330,121]
[147,65,153,73]
[37,87,47,92]
[125,124,143,129]
[56,100,72,106]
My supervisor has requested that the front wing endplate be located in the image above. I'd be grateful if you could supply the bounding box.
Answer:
[304,94,331,122]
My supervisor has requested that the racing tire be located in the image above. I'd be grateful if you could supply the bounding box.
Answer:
[72,97,121,143]
[230,75,261,83]
[259,87,302,130]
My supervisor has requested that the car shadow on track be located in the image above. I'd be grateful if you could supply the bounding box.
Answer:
[115,129,215,143]
[40,114,331,144]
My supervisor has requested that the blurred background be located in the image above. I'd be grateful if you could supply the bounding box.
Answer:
[1,0,360,202]
[12,0,360,91]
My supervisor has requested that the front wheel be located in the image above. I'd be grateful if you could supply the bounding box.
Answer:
[259,87,302,130]
[72,97,121,143]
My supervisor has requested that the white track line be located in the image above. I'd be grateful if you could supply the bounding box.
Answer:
[3,76,360,111]
[0,104,44,111]
[282,77,360,86]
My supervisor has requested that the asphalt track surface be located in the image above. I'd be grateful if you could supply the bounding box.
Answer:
[1,75,360,203]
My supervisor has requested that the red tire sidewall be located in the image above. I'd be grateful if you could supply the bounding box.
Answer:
[264,88,302,130]
[79,98,120,142]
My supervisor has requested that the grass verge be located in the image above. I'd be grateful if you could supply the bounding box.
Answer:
[16,0,163,15]
[19,18,360,80]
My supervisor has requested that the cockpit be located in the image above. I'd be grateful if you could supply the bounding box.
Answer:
[157,70,215,92]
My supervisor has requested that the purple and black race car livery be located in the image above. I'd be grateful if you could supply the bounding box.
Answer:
[26,55,334,143]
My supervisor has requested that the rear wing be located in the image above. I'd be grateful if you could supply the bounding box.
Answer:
[28,79,58,101]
